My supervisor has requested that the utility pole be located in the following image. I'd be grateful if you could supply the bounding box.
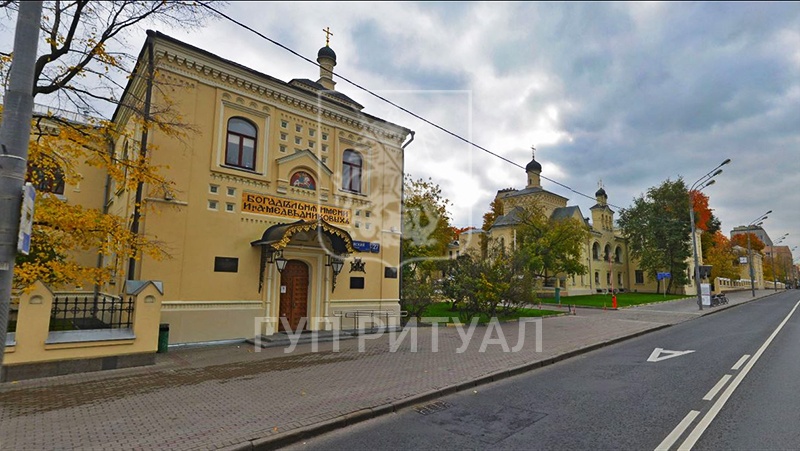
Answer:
[0,2,43,374]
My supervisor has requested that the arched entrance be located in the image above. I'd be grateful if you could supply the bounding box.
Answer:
[279,260,309,332]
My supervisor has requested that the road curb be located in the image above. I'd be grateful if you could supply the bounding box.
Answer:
[698,290,784,317]
[235,322,672,450]
[230,293,785,450]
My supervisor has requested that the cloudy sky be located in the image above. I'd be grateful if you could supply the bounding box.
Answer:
[6,2,800,253]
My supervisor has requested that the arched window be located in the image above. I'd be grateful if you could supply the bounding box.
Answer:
[595,271,600,284]
[604,244,612,262]
[615,246,622,263]
[592,242,600,260]
[342,150,363,193]
[225,117,257,170]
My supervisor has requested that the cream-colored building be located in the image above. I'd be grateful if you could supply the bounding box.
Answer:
[466,151,697,296]
[97,31,412,344]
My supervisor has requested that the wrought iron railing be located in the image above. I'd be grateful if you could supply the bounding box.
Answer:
[50,294,134,331]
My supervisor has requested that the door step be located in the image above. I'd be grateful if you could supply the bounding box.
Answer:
[246,330,358,348]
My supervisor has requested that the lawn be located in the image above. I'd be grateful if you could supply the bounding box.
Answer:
[421,301,562,324]
[552,292,690,308]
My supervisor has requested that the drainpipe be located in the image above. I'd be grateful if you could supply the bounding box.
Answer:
[127,34,155,280]
[93,137,115,300]
[398,131,415,306]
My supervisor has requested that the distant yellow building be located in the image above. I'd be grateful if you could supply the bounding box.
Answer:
[470,150,696,296]
[96,31,412,344]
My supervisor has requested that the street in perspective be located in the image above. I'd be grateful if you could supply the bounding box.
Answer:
[1,2,800,451]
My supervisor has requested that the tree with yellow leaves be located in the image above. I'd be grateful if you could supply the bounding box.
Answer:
[1,1,223,289]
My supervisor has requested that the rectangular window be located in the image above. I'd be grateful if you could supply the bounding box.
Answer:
[227,187,235,196]
[281,120,288,129]
[280,133,287,141]
[350,277,365,289]
[214,257,239,273]
[226,203,235,212]
[295,124,302,132]
[208,200,218,210]
[322,133,328,141]
[294,136,302,145]
[384,267,398,279]
[280,144,287,153]
[309,129,316,137]
[309,141,315,148]
[322,144,329,152]
[209,185,219,194]
[635,270,644,284]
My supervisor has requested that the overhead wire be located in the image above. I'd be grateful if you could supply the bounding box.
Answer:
[199,3,623,211]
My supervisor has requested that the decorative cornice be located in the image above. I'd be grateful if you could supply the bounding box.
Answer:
[210,171,271,189]
[155,49,408,146]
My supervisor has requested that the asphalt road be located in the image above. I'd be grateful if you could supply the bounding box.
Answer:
[287,291,800,450]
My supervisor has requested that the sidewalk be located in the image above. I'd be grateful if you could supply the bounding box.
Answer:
[0,289,781,450]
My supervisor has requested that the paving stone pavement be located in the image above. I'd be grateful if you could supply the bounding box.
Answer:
[0,289,780,450]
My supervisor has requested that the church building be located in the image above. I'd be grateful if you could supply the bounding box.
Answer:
[467,149,676,296]
[103,30,413,344]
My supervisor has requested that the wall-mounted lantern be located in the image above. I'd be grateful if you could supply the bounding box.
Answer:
[275,249,288,273]
[330,255,345,291]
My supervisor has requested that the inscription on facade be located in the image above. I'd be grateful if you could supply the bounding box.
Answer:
[241,192,351,225]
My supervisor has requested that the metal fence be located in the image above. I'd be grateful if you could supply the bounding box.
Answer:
[50,294,134,331]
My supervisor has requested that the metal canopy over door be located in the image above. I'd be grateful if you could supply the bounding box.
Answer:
[279,260,309,332]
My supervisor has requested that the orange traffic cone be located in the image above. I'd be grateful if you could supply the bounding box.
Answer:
[612,295,618,309]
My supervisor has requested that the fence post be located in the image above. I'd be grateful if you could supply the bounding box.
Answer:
[126,281,164,352]
[3,281,54,365]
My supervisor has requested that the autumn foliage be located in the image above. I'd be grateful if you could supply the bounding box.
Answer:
[690,190,712,231]
[731,233,765,252]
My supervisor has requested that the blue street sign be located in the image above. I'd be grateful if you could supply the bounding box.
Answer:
[352,240,371,252]
[369,242,380,253]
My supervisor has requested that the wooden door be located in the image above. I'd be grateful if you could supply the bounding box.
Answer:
[279,260,309,332]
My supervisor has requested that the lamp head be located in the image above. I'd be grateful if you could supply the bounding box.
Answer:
[721,158,731,166]
[703,179,716,189]
[331,257,344,275]
[275,250,288,272]
[712,169,723,177]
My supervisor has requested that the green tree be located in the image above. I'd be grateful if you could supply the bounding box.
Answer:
[401,175,454,269]
[618,178,692,294]
[514,204,590,282]
[400,176,454,318]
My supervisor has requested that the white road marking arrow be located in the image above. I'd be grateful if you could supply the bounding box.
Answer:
[647,347,695,362]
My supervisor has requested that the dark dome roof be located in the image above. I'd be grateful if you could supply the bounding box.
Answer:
[318,45,336,60]
[595,187,607,197]
[525,157,542,173]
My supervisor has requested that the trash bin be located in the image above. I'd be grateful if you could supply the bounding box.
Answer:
[157,323,170,353]
[555,287,561,304]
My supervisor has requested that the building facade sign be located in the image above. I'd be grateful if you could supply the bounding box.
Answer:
[353,240,381,253]
[241,192,351,225]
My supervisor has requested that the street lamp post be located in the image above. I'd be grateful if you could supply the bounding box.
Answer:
[746,211,771,297]
[771,234,788,291]
[689,159,731,310]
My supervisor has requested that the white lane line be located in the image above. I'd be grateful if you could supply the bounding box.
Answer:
[731,354,750,371]
[702,375,732,401]
[654,410,700,451]
[678,299,800,450]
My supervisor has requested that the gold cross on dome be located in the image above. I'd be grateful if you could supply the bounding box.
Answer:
[531,145,536,158]
[323,27,333,46]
